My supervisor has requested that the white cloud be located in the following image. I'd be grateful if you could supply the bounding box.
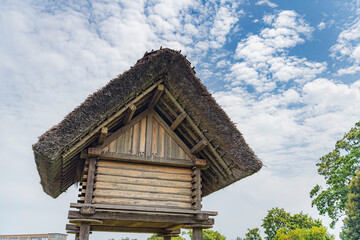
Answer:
[317,21,326,30]
[331,17,360,75]
[231,10,325,92]
[256,0,278,8]
[214,78,360,173]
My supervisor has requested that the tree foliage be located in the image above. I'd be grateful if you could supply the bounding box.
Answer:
[340,171,360,239]
[147,233,185,240]
[261,208,323,240]
[310,121,360,227]
[275,226,335,240]
[239,228,262,240]
[147,229,225,240]
[187,229,226,240]
[238,208,333,240]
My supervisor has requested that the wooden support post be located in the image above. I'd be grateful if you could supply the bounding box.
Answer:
[149,85,164,109]
[192,228,203,240]
[123,105,137,124]
[79,222,90,240]
[75,233,79,240]
[170,112,187,131]
[79,157,97,240]
[146,115,153,157]
[193,168,202,210]
[164,237,171,240]
[98,127,108,145]
[191,140,208,154]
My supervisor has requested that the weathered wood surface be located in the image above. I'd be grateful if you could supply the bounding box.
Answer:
[89,151,193,167]
[102,114,190,160]
[92,196,192,209]
[98,161,192,174]
[79,222,90,240]
[98,127,108,145]
[97,167,192,181]
[93,189,192,202]
[192,227,203,240]
[70,203,218,216]
[149,85,165,109]
[93,160,193,209]
[68,210,214,225]
[95,182,192,195]
[96,174,192,188]
[84,157,96,204]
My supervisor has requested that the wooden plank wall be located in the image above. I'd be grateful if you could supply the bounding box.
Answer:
[93,160,193,209]
[102,116,190,160]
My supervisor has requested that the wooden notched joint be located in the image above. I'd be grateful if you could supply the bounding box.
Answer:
[195,213,209,222]
[170,112,187,131]
[81,206,96,215]
[123,105,137,124]
[149,85,165,109]
[98,127,108,145]
[194,158,207,168]
[88,147,102,156]
[191,139,208,154]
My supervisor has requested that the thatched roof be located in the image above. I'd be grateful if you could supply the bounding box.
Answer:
[33,48,262,198]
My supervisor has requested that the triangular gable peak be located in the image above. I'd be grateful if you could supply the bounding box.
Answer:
[100,111,191,161]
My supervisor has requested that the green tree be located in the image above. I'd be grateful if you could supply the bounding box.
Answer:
[310,121,360,227]
[275,226,335,240]
[238,208,333,240]
[148,230,225,240]
[187,229,226,240]
[147,233,185,240]
[261,208,323,239]
[242,228,262,240]
[340,171,360,239]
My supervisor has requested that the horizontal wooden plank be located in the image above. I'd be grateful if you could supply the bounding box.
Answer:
[90,225,181,234]
[93,189,192,202]
[98,160,192,175]
[92,196,192,209]
[97,167,191,182]
[68,210,215,225]
[98,152,193,167]
[70,203,218,216]
[96,174,192,188]
[95,182,191,195]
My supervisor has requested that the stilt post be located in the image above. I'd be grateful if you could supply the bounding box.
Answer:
[79,157,97,240]
[192,227,203,240]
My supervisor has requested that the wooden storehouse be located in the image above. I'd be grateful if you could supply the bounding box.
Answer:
[33,48,262,240]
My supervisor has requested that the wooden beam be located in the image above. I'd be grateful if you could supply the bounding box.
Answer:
[87,150,193,167]
[63,80,163,160]
[149,85,165,109]
[70,203,218,216]
[123,105,137,124]
[90,225,180,234]
[191,140,208,154]
[97,127,108,145]
[146,115,153,157]
[83,157,96,204]
[101,110,150,148]
[164,88,232,175]
[193,168,202,211]
[194,159,207,168]
[68,210,215,225]
[170,112,187,131]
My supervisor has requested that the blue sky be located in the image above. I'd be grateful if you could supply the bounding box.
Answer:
[1,0,360,239]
